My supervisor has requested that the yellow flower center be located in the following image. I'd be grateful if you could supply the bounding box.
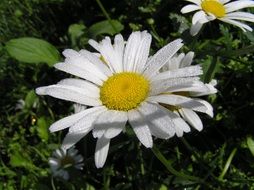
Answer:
[100,72,150,111]
[201,0,225,18]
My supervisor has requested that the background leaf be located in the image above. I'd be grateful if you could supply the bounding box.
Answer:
[5,37,60,66]
[88,20,124,38]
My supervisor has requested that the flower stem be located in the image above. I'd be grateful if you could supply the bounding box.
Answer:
[95,0,117,33]
[204,56,218,83]
[151,145,202,182]
[218,148,237,181]
[51,176,56,190]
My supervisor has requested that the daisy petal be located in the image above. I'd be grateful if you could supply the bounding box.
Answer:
[36,85,101,106]
[225,12,254,23]
[185,0,201,5]
[61,130,90,150]
[190,21,204,36]
[128,109,153,148]
[79,49,113,76]
[225,1,254,13]
[69,106,107,132]
[143,39,183,78]
[150,77,199,95]
[148,94,207,113]
[180,52,195,67]
[54,62,103,85]
[195,99,214,117]
[166,110,191,137]
[58,78,100,96]
[181,4,201,14]
[124,31,152,72]
[152,65,203,81]
[49,107,102,132]
[179,108,203,131]
[93,110,127,139]
[138,102,175,138]
[219,18,253,31]
[95,137,110,168]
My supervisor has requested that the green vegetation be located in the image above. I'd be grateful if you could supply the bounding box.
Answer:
[1,0,254,189]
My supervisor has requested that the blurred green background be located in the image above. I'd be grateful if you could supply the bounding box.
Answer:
[1,0,254,189]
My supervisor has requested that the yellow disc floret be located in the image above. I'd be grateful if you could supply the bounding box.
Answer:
[100,72,150,111]
[201,0,226,18]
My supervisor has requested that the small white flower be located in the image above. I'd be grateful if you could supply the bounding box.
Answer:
[49,147,84,180]
[37,31,215,168]
[161,52,217,135]
[181,0,254,36]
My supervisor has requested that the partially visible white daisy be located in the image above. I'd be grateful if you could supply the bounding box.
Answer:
[181,0,254,36]
[36,31,215,168]
[49,147,84,180]
[160,52,217,136]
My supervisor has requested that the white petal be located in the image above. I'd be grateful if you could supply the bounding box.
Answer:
[180,51,195,67]
[79,49,113,77]
[69,106,107,132]
[63,49,79,58]
[36,85,101,106]
[54,62,103,85]
[190,81,218,96]
[57,78,100,97]
[195,99,214,117]
[138,102,175,139]
[184,0,201,5]
[166,110,191,137]
[113,34,125,72]
[150,77,199,95]
[128,109,153,148]
[192,11,207,24]
[181,4,201,14]
[95,137,110,168]
[148,94,207,113]
[190,21,204,36]
[123,31,152,72]
[219,0,230,4]
[143,39,183,78]
[219,18,253,31]
[49,107,103,132]
[152,65,203,81]
[225,12,254,23]
[61,130,90,150]
[179,108,203,131]
[225,1,254,13]
[92,110,127,139]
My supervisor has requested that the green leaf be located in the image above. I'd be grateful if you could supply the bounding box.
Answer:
[25,90,37,109]
[10,152,34,169]
[37,117,49,142]
[247,136,254,156]
[68,23,87,47]
[5,37,60,66]
[88,20,124,38]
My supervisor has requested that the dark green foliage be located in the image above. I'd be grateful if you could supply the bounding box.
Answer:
[1,0,254,189]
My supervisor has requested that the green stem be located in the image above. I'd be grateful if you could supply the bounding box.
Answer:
[95,0,117,32]
[51,176,56,190]
[218,148,237,181]
[204,56,217,83]
[152,145,202,182]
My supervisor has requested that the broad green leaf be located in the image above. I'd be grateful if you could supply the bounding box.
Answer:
[88,20,124,38]
[37,117,49,142]
[5,37,60,66]
[247,136,254,156]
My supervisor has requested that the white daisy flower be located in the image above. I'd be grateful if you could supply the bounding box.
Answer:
[161,52,217,136]
[181,0,254,36]
[36,31,214,168]
[49,147,84,180]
